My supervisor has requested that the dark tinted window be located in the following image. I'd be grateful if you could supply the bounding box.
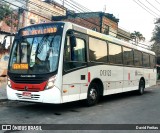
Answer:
[64,36,86,71]
[143,53,150,67]
[123,47,134,65]
[150,55,155,68]
[89,37,107,62]
[134,50,142,66]
[109,43,122,64]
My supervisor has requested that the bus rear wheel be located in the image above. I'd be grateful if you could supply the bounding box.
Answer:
[137,79,145,95]
[85,83,99,106]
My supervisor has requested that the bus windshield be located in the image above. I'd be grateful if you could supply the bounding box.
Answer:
[8,23,63,74]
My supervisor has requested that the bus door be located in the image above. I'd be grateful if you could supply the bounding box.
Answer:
[62,31,88,103]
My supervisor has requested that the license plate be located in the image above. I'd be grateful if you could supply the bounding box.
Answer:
[22,92,31,99]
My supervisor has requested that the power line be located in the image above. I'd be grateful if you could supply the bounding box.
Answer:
[137,0,160,16]
[69,0,92,12]
[59,0,81,12]
[155,0,160,5]
[132,0,158,17]
[27,0,63,16]
[145,0,160,14]
[1,0,52,21]
[59,0,87,13]
[13,0,26,7]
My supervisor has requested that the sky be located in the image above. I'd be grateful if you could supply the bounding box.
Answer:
[60,0,159,45]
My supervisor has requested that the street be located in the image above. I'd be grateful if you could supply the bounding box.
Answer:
[0,79,160,132]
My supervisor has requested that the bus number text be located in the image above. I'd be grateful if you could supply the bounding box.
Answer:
[100,70,111,76]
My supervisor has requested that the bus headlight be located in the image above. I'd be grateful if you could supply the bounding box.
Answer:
[7,77,11,87]
[45,76,56,90]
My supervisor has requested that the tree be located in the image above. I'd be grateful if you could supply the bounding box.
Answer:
[130,31,145,44]
[0,4,12,21]
[151,18,160,73]
[0,3,18,27]
[151,18,160,57]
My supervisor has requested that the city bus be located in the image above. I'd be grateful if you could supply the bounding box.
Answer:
[6,22,156,106]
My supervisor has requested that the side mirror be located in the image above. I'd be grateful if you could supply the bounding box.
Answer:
[70,35,76,47]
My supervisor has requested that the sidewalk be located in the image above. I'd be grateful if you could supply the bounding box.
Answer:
[0,77,7,102]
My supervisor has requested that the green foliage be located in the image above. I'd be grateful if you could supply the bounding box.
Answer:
[0,3,18,28]
[151,18,160,57]
[130,31,145,44]
[0,4,12,21]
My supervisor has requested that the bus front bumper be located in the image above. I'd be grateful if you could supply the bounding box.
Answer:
[6,86,62,104]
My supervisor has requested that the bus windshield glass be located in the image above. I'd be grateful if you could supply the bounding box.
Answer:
[8,23,64,74]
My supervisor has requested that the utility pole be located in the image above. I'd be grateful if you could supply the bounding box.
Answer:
[17,7,23,30]
[10,10,13,48]
[63,0,65,7]
[24,0,29,27]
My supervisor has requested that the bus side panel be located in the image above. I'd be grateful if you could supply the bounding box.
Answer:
[148,68,157,87]
[123,67,140,92]
[62,68,88,103]
[143,68,150,88]
[123,67,139,92]
[88,65,123,96]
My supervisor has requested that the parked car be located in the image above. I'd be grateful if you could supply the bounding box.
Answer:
[0,54,9,76]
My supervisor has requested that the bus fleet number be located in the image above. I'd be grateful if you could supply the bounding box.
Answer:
[100,70,111,76]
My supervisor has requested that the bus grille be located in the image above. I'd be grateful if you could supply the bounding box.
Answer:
[13,77,44,84]
[16,93,40,100]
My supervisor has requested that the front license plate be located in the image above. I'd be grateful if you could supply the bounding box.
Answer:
[22,92,31,99]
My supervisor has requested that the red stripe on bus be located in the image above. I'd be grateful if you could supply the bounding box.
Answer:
[128,73,130,80]
[88,72,91,82]
[10,80,48,91]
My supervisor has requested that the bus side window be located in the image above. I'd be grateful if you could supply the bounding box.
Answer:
[64,35,86,71]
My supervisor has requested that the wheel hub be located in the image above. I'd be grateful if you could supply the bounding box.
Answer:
[89,88,97,100]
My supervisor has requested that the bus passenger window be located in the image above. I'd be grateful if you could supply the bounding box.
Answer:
[109,43,122,64]
[71,38,85,62]
[143,53,150,67]
[150,55,155,68]
[134,50,142,67]
[123,47,134,65]
[89,37,107,62]
[64,36,86,71]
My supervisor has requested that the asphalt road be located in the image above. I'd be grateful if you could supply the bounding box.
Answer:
[0,84,160,133]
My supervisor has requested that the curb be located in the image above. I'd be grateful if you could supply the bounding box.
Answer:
[0,99,8,103]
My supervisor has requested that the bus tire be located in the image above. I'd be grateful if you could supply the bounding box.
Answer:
[137,79,145,95]
[85,83,99,106]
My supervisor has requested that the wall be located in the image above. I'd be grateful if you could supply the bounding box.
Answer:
[23,0,66,27]
[65,17,101,32]
[102,17,118,37]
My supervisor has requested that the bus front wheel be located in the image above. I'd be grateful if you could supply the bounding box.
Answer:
[85,83,99,106]
[137,79,145,95]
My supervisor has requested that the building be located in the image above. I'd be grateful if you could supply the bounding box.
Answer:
[0,21,15,48]
[52,11,131,41]
[52,12,119,37]
[19,0,66,28]
[117,28,131,41]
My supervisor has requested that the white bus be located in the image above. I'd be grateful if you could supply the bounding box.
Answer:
[7,22,156,106]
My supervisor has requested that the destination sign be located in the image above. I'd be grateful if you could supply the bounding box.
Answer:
[12,64,29,70]
[20,24,60,36]
[21,27,57,36]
